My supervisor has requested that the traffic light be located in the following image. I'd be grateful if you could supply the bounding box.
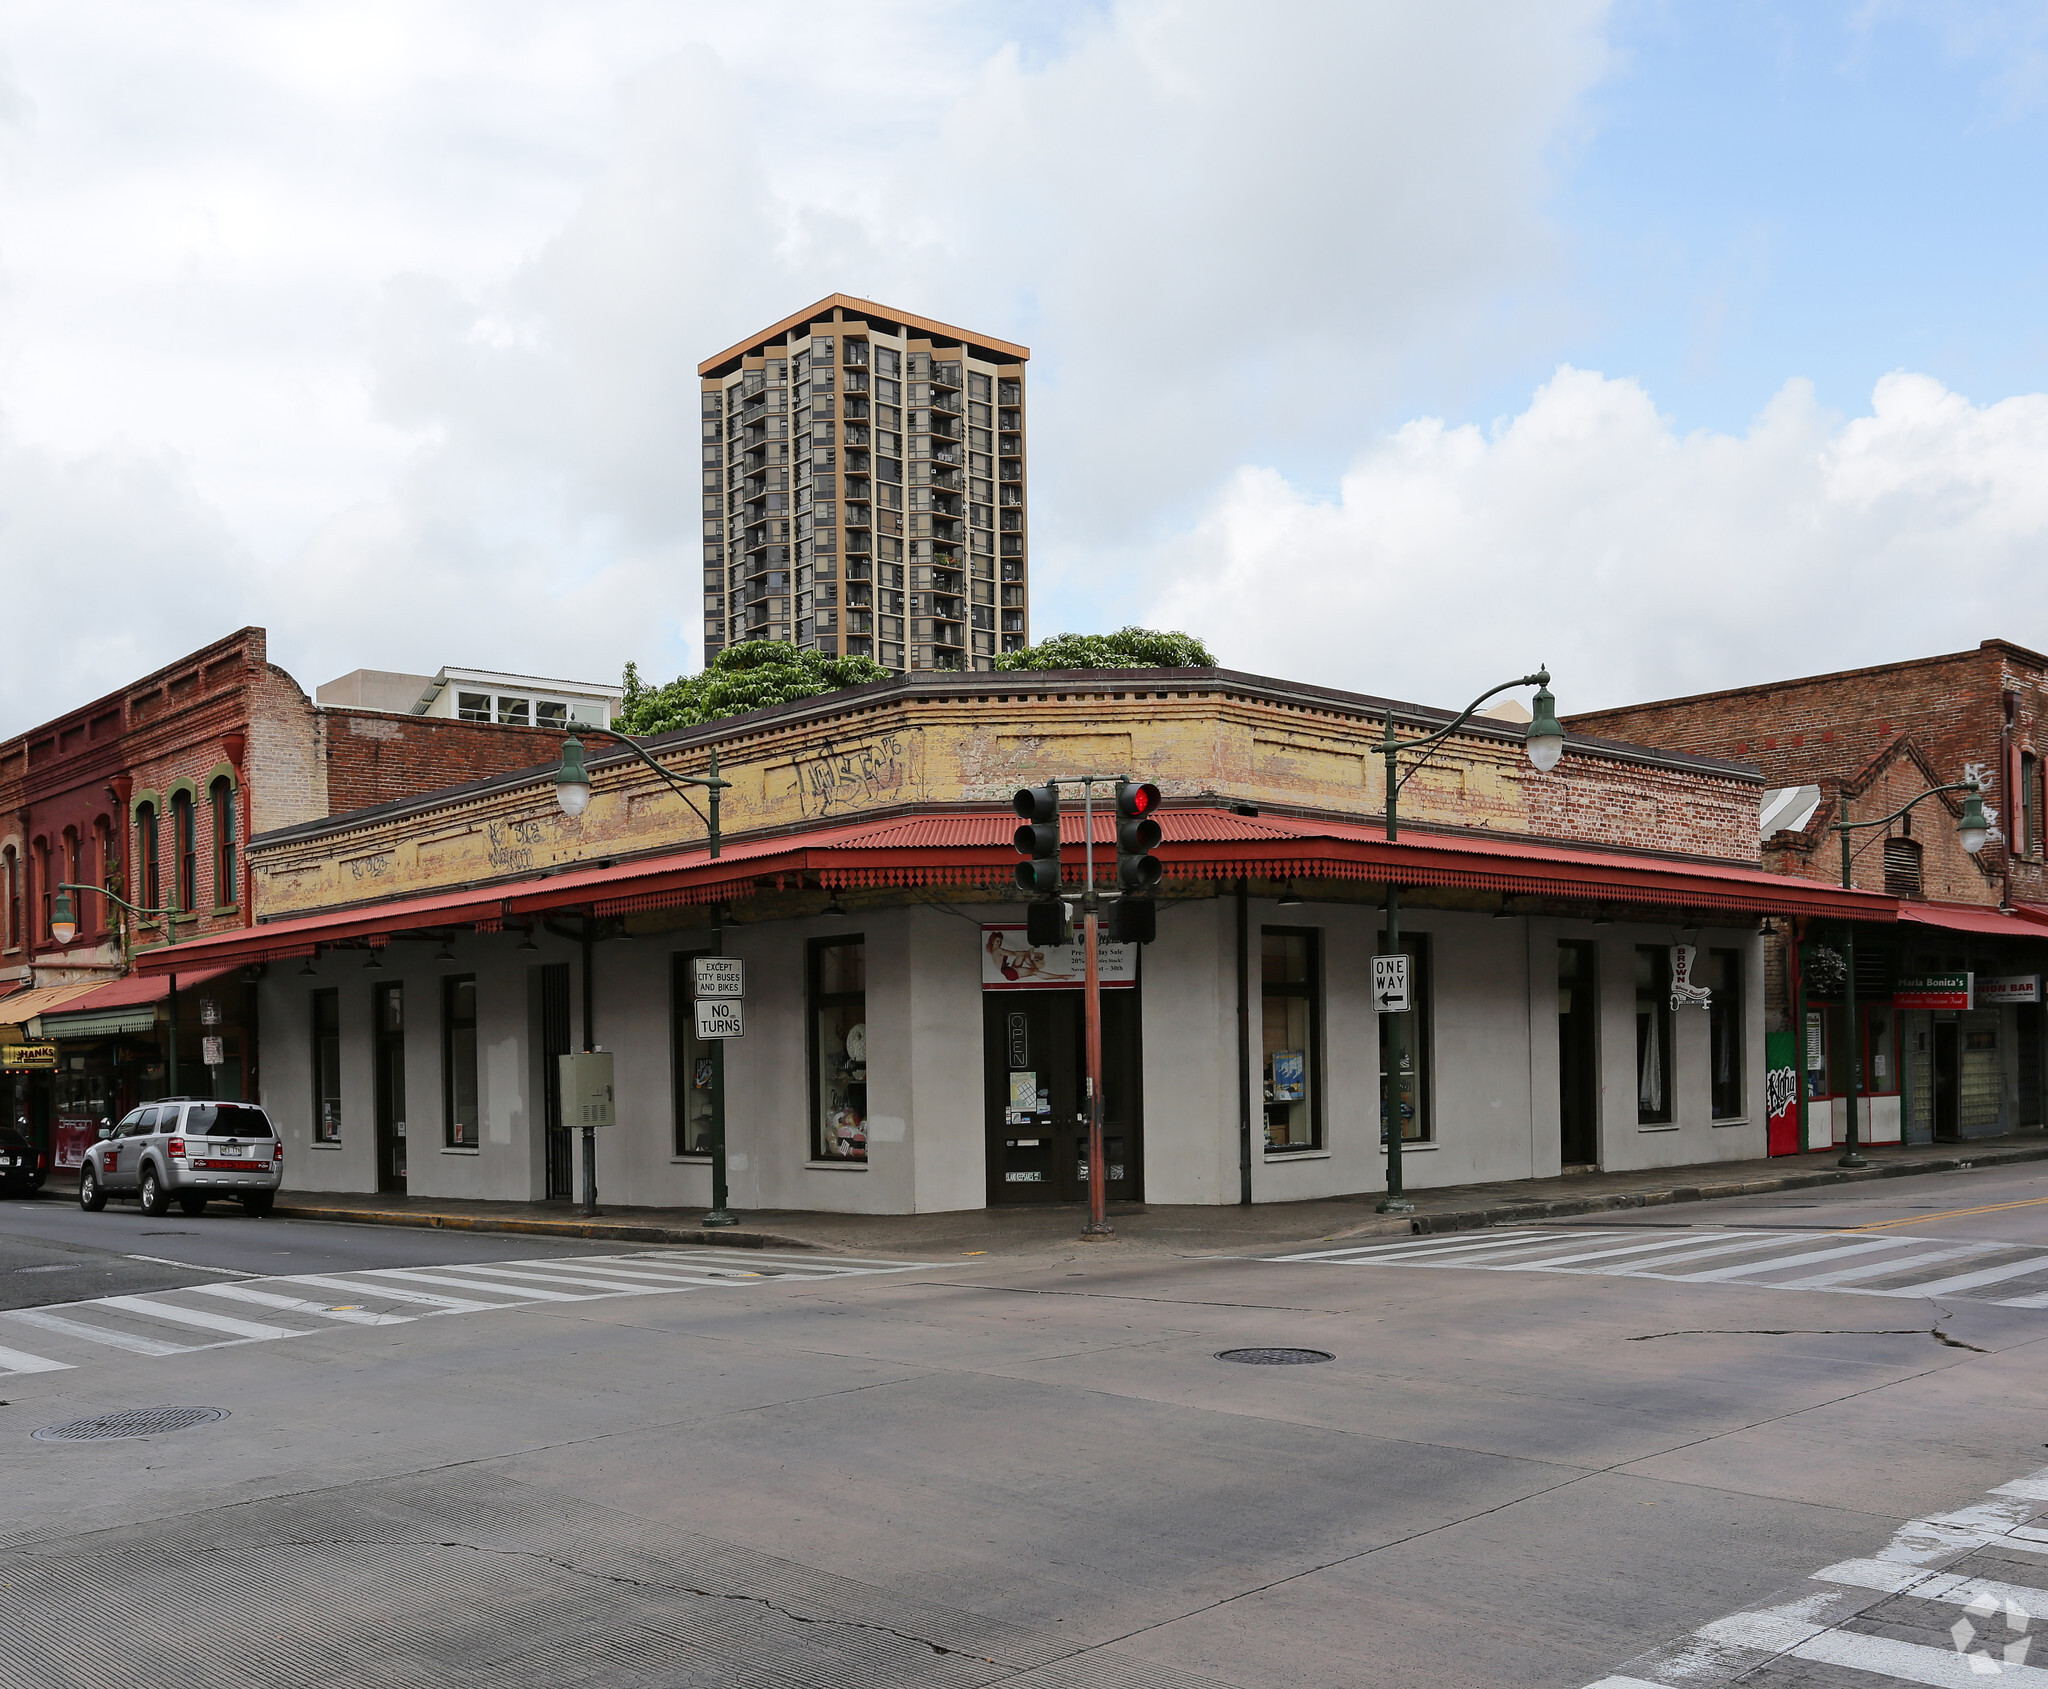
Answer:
[1111,780,1162,944]
[1013,783,1067,945]
[1012,784,1061,895]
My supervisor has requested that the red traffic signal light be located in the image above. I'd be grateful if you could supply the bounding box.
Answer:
[1118,782,1160,818]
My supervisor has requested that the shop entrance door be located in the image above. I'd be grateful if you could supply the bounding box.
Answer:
[373,982,407,1193]
[539,964,573,1200]
[984,989,1143,1204]
[1933,1021,1960,1141]
[1557,941,1599,1167]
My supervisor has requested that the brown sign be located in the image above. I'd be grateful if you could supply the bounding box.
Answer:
[0,1042,56,1072]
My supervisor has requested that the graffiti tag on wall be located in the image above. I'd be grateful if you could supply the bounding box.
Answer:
[798,734,911,817]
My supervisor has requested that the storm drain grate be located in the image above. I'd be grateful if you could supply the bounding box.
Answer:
[32,1406,228,1442]
[1216,1347,1333,1366]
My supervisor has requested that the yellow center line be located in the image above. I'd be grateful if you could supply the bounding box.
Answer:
[1842,1194,2048,1231]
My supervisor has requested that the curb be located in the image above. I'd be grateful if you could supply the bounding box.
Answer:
[269,1203,817,1252]
[1380,1141,2048,1240]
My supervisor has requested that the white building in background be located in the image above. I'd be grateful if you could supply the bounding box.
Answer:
[316,666,622,730]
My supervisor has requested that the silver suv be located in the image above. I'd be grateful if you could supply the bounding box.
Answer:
[78,1098,283,1218]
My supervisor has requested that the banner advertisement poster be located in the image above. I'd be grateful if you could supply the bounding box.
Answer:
[1764,1029,1799,1156]
[54,1115,99,1170]
[981,926,1138,990]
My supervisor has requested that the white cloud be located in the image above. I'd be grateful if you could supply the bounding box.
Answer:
[0,0,1614,725]
[1152,366,2048,713]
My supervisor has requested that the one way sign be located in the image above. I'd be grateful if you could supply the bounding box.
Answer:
[1372,953,1410,1015]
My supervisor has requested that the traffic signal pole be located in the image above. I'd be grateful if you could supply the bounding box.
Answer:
[1081,780,1110,1240]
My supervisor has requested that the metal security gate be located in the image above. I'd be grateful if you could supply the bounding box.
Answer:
[541,963,572,1200]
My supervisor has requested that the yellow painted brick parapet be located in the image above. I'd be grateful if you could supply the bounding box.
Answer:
[248,670,1765,920]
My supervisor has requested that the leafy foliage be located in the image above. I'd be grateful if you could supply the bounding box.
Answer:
[618,643,891,736]
[991,627,1216,672]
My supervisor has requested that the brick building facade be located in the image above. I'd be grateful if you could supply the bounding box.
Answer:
[0,627,575,1171]
[1568,640,2048,1148]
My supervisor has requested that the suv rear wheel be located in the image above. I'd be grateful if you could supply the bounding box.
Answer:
[178,1194,207,1216]
[242,1191,274,1217]
[78,1168,107,1212]
[138,1166,170,1217]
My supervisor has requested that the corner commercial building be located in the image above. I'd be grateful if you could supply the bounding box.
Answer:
[699,295,1030,675]
[138,665,1880,1216]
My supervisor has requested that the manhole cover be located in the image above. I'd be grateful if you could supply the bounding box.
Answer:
[1216,1347,1333,1366]
[33,1406,228,1442]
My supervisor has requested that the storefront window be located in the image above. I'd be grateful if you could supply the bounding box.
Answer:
[1636,947,1673,1124]
[670,951,716,1156]
[1708,949,1743,1119]
[443,976,479,1148]
[1824,1003,1898,1097]
[809,937,867,1160]
[1262,929,1321,1150]
[312,989,341,1142]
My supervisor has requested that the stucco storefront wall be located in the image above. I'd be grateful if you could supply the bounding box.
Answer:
[255,891,1765,1211]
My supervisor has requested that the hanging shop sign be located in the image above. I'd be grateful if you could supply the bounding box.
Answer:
[1670,945,1713,1009]
[1977,974,2041,1006]
[980,925,1138,990]
[0,1042,56,1072]
[1894,974,1973,1011]
[1764,1029,1799,1157]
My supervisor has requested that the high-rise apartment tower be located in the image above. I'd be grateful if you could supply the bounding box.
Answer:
[698,295,1030,673]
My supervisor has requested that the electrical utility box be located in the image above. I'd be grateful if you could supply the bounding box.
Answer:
[558,1051,616,1128]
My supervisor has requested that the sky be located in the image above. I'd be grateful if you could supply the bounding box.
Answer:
[3,0,2048,730]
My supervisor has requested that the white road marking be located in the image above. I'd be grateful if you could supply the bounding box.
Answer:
[1869,1253,2048,1298]
[434,1264,689,1294]
[0,1342,72,1374]
[1662,1237,1914,1282]
[95,1294,295,1341]
[8,1307,198,1356]
[187,1282,413,1327]
[122,1253,253,1275]
[276,1274,510,1312]
[1480,1233,1783,1271]
[1776,1244,1996,1289]
[360,1268,594,1301]
[1265,1231,1575,1263]
[1582,1460,2048,1687]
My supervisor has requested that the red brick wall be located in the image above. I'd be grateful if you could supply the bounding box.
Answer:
[320,710,561,818]
[1570,640,2048,903]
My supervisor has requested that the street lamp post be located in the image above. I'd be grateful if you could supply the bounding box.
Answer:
[550,729,734,1223]
[54,882,183,1094]
[1375,673,1564,1214]
[1827,779,1990,1168]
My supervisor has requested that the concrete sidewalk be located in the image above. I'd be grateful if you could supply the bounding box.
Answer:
[267,1129,2048,1259]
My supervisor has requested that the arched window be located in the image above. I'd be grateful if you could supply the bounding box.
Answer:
[1884,836,1924,898]
[3,846,17,949]
[93,816,114,934]
[32,837,51,942]
[211,776,237,908]
[171,790,196,916]
[61,827,81,934]
[137,803,160,913]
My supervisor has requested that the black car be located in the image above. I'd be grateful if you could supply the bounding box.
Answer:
[0,1125,46,1197]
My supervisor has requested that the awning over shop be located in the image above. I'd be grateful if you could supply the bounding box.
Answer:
[0,978,122,1040]
[1897,901,2048,942]
[133,804,1895,977]
[33,964,243,1040]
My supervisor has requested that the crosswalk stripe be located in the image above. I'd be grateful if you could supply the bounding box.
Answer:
[1575,1233,1822,1275]
[278,1273,508,1312]
[96,1294,296,1341]
[1794,1624,2048,1685]
[1662,1237,1913,1283]
[8,1307,198,1356]
[430,1264,679,1294]
[639,1248,930,1271]
[504,1259,748,1284]
[1474,1232,1777,1271]
[0,1342,72,1374]
[1864,1253,2048,1299]
[1266,1231,1563,1263]
[359,1268,590,1301]
[1777,1244,1995,1289]
[187,1282,414,1327]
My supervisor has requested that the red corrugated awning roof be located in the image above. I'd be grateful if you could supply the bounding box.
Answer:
[133,805,1894,974]
[1897,901,2048,941]
[39,963,242,1015]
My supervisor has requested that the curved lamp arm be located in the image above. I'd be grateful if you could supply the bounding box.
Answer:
[1388,669,1562,795]
[553,728,731,859]
[54,881,183,949]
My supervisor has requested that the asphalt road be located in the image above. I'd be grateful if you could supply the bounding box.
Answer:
[2,1161,2047,1688]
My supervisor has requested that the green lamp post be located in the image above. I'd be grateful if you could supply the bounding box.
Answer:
[1375,671,1564,1213]
[1825,778,1990,1168]
[550,729,737,1224]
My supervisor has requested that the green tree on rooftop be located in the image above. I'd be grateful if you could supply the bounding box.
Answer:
[618,642,890,736]
[992,627,1216,671]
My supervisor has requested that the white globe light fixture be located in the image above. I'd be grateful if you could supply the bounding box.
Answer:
[1524,673,1565,774]
[554,736,592,818]
[1958,781,1991,855]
